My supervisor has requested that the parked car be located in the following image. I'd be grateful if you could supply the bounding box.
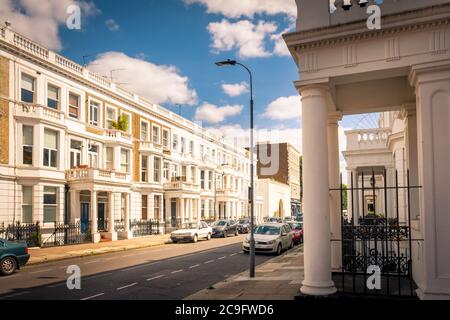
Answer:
[266,217,283,223]
[242,223,294,255]
[170,221,212,243]
[0,238,30,276]
[211,220,239,238]
[288,222,303,245]
[237,218,251,234]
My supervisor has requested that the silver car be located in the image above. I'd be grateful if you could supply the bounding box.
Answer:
[242,223,294,255]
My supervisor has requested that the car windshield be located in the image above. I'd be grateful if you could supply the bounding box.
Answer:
[181,223,197,229]
[239,219,249,224]
[213,221,227,226]
[255,226,280,235]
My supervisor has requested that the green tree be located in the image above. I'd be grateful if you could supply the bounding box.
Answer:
[341,184,348,211]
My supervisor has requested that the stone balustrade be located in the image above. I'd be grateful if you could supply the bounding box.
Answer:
[66,167,131,183]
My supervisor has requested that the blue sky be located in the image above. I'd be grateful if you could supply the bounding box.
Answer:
[0,0,377,163]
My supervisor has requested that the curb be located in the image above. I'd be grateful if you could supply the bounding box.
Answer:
[27,239,171,266]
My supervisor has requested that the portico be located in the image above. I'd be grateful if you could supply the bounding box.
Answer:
[285,0,450,299]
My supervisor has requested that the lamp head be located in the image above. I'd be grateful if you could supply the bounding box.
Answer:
[215,59,237,67]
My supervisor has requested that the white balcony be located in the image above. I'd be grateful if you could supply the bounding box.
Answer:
[66,167,131,184]
[216,188,240,199]
[140,141,164,154]
[164,180,200,193]
[345,128,391,151]
[14,102,65,123]
[104,129,132,144]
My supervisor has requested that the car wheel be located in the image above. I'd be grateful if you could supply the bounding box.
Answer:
[193,234,198,243]
[276,244,282,256]
[172,240,178,244]
[1,257,17,276]
[206,233,211,240]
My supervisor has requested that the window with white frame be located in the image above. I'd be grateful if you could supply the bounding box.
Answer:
[88,144,99,168]
[208,171,213,190]
[89,100,100,127]
[200,171,205,189]
[22,186,33,223]
[162,129,170,149]
[141,155,148,182]
[140,121,149,141]
[43,186,57,223]
[105,147,114,170]
[152,125,160,145]
[68,93,80,119]
[153,157,161,182]
[172,134,178,151]
[22,125,33,165]
[181,137,186,154]
[21,73,35,103]
[106,106,116,129]
[163,162,170,181]
[120,149,130,173]
[201,200,205,219]
[43,129,58,168]
[47,84,60,110]
[70,140,82,168]
[154,195,161,220]
[142,195,148,220]
[189,141,194,155]
[171,164,178,179]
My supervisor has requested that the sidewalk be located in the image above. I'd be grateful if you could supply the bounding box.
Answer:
[186,246,304,300]
[28,234,170,265]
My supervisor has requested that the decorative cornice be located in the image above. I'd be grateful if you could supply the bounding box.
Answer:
[285,3,450,52]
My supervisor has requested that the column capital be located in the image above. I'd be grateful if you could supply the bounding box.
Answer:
[295,82,332,99]
[327,111,343,124]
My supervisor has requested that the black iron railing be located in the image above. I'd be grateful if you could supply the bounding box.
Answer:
[130,219,160,237]
[41,222,91,248]
[0,222,41,247]
[332,169,423,298]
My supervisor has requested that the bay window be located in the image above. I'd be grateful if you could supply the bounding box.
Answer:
[154,195,161,220]
[22,126,33,165]
[89,100,100,127]
[163,162,170,181]
[120,149,130,173]
[162,129,169,148]
[47,84,60,109]
[140,121,149,141]
[153,157,161,183]
[106,107,116,129]
[21,73,35,103]
[152,125,160,145]
[70,140,82,168]
[105,147,114,170]
[22,186,33,224]
[141,155,148,182]
[43,187,57,223]
[43,129,58,168]
[68,93,80,119]
[88,144,99,168]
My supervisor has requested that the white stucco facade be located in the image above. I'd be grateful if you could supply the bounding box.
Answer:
[285,0,450,299]
[256,179,291,220]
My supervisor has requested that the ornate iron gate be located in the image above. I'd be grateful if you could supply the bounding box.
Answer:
[333,169,423,298]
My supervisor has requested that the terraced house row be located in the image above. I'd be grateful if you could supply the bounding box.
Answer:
[0,26,263,243]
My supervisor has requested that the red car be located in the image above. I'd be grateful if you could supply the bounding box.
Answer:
[288,222,303,245]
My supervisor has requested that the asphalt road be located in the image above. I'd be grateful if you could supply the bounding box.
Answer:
[0,235,274,300]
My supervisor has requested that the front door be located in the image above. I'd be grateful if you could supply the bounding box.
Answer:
[80,203,89,234]
[98,203,106,231]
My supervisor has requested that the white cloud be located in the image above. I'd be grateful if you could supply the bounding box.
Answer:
[184,0,297,20]
[0,0,98,50]
[270,26,293,57]
[105,18,120,32]
[262,95,302,121]
[207,19,277,58]
[87,52,198,105]
[222,82,249,97]
[195,103,243,123]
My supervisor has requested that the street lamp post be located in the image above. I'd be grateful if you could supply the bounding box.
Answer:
[215,59,255,278]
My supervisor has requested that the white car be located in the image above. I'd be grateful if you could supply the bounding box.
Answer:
[242,223,294,255]
[170,221,212,243]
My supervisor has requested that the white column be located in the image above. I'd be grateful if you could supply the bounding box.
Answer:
[106,192,117,241]
[69,190,79,223]
[90,190,100,243]
[328,112,342,271]
[180,198,185,222]
[411,67,450,299]
[298,84,336,296]
[226,201,230,219]
[165,196,171,222]
[119,193,132,239]
[197,199,201,221]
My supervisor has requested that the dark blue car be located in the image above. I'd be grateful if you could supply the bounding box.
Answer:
[0,238,30,276]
